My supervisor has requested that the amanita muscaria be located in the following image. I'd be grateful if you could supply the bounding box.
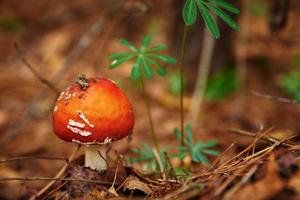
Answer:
[53,74,134,171]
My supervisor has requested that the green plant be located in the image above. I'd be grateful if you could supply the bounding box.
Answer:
[177,0,240,146]
[183,0,240,39]
[281,73,300,101]
[0,15,23,32]
[280,54,300,101]
[205,68,240,101]
[129,143,168,171]
[249,0,268,17]
[108,35,176,80]
[108,35,176,151]
[168,71,186,96]
[173,124,219,165]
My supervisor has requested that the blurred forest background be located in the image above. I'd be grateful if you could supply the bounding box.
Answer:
[1,0,300,199]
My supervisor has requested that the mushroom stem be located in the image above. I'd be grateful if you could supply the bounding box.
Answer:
[85,145,107,171]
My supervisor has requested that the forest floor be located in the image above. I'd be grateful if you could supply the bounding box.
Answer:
[1,0,300,199]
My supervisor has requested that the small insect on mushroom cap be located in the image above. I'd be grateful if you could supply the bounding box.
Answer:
[52,76,135,145]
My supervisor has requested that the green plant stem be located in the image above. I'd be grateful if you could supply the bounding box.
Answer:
[140,76,159,151]
[179,25,188,146]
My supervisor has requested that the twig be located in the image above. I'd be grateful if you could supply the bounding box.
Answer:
[223,165,258,200]
[228,128,294,147]
[14,44,60,95]
[208,141,238,172]
[29,144,81,200]
[152,148,166,180]
[0,177,113,185]
[252,90,298,104]
[188,23,216,128]
[0,156,66,164]
[108,160,120,196]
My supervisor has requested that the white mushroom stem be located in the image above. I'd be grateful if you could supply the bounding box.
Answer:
[85,145,107,171]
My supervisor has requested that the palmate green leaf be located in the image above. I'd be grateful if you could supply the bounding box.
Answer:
[192,150,210,165]
[108,52,133,61]
[131,57,143,80]
[146,44,168,52]
[183,0,197,25]
[141,35,152,50]
[120,38,138,52]
[131,64,141,80]
[202,149,220,156]
[141,57,154,79]
[185,124,193,144]
[196,0,220,39]
[194,140,218,150]
[149,54,177,64]
[173,127,182,140]
[146,57,167,76]
[210,0,240,14]
[109,54,135,69]
[206,3,239,30]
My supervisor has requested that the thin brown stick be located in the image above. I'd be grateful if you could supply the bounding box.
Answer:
[0,156,66,164]
[188,23,216,128]
[29,144,81,200]
[228,128,293,147]
[41,181,67,200]
[252,90,298,104]
[208,141,238,172]
[0,177,113,185]
[153,147,166,180]
[14,44,60,95]
[108,161,120,196]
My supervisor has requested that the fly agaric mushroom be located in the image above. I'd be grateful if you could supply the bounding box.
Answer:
[53,74,134,171]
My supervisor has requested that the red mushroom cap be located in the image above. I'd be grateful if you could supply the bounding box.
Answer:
[52,77,134,144]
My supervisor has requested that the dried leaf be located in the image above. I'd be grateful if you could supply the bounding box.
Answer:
[231,155,284,200]
[123,175,152,194]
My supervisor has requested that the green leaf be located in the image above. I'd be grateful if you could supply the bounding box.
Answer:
[146,58,167,76]
[202,149,220,156]
[177,146,188,151]
[146,44,168,52]
[168,71,184,96]
[141,35,152,50]
[206,4,239,30]
[131,57,142,80]
[149,54,177,64]
[192,150,210,164]
[173,128,182,140]
[109,54,135,69]
[183,0,197,25]
[210,0,240,14]
[195,140,218,149]
[141,57,154,79]
[108,52,133,61]
[197,0,220,39]
[120,38,138,51]
[141,143,153,155]
[185,124,193,144]
[131,147,140,154]
[205,68,240,100]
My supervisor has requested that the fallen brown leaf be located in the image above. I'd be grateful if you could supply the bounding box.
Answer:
[123,175,152,195]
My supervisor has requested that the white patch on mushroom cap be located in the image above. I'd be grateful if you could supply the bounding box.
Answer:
[68,119,85,128]
[77,110,94,128]
[67,125,92,137]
